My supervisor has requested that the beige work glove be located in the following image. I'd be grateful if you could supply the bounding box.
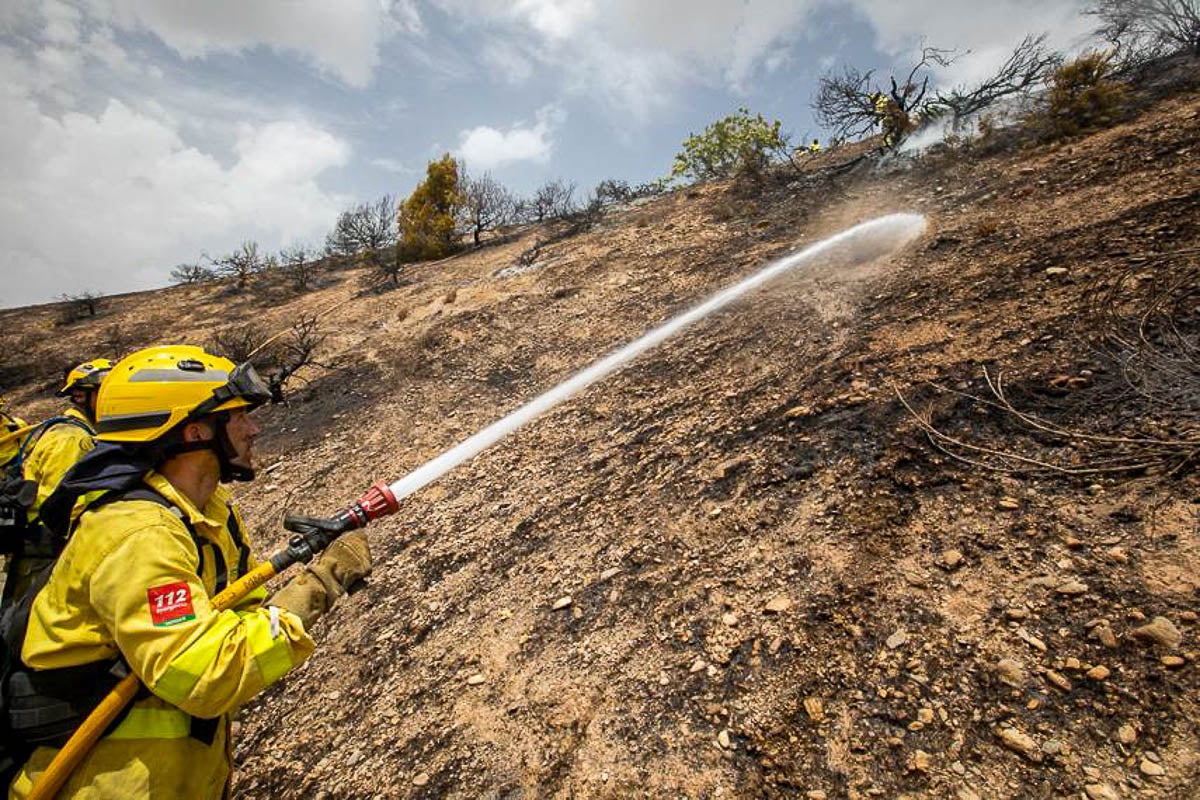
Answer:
[268,530,372,629]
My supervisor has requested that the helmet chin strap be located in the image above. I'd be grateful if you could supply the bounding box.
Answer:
[215,422,255,483]
[163,416,255,483]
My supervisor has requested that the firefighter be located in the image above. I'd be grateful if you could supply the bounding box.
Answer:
[3,360,111,600]
[23,359,111,520]
[8,345,371,799]
[870,91,907,148]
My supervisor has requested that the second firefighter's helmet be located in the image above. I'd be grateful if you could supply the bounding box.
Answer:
[58,358,113,396]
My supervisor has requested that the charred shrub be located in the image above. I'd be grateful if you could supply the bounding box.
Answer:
[1042,51,1126,137]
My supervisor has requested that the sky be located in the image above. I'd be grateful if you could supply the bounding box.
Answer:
[0,0,1097,308]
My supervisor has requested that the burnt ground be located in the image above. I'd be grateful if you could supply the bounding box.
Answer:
[2,74,1198,800]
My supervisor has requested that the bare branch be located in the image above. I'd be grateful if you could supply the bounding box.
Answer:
[933,35,1063,125]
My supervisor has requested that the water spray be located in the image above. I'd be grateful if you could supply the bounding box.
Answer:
[28,212,926,800]
[291,211,927,537]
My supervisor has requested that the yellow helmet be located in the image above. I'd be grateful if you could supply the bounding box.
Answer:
[95,345,271,443]
[58,358,114,396]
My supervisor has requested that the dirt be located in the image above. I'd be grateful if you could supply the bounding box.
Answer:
[2,75,1198,799]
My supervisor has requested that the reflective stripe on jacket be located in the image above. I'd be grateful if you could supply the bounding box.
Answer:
[10,472,314,800]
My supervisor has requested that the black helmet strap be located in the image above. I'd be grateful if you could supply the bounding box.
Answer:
[160,413,255,484]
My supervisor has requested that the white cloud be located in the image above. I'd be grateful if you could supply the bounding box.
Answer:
[480,39,535,84]
[510,0,596,40]
[435,0,1094,118]
[0,60,351,307]
[82,0,416,87]
[370,157,415,174]
[456,104,566,170]
[848,0,1093,89]
[42,0,83,45]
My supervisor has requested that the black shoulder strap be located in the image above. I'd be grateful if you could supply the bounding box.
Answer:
[226,504,250,579]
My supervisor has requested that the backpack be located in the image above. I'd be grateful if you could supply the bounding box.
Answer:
[0,416,94,597]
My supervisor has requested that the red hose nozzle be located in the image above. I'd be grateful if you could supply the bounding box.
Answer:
[342,480,399,529]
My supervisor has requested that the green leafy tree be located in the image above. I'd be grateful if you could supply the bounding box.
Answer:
[669,108,789,185]
[398,154,463,262]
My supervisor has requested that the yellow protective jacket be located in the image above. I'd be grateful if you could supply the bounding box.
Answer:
[1,410,29,466]
[10,472,314,800]
[21,407,96,522]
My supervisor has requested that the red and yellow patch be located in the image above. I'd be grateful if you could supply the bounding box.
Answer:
[147,581,195,627]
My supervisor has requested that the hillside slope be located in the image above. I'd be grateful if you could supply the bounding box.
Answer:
[2,86,1197,799]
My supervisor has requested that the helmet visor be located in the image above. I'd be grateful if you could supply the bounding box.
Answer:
[192,362,272,418]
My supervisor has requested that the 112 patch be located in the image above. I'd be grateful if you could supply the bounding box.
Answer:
[147,581,196,627]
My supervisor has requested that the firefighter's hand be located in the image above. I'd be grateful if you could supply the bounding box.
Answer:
[268,531,372,629]
[309,530,372,599]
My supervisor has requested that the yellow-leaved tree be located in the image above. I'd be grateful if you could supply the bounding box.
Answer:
[398,154,463,262]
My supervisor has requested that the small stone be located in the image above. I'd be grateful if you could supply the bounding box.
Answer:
[1161,655,1186,668]
[1041,739,1064,756]
[718,729,732,749]
[917,707,934,724]
[1103,547,1128,564]
[1089,624,1119,648]
[466,673,486,685]
[1006,607,1030,621]
[1055,579,1089,596]
[552,596,573,610]
[957,789,981,800]
[997,726,1043,763]
[1132,617,1182,649]
[1086,665,1111,680]
[1026,699,1040,710]
[690,658,707,673]
[1116,724,1137,744]
[721,612,740,627]
[600,567,621,581]
[1139,759,1165,777]
[886,629,909,649]
[806,792,827,800]
[951,761,966,776]
[940,549,964,570]
[803,696,825,721]
[1016,627,1047,652]
[907,720,925,732]
[997,496,1020,511]
[909,750,932,772]
[785,405,813,419]
[1045,267,1069,275]
[764,595,793,613]
[1065,657,1082,670]
[995,658,1028,687]
[1064,536,1083,549]
[412,773,430,787]
[1045,670,1073,692]
[1085,784,1119,800]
